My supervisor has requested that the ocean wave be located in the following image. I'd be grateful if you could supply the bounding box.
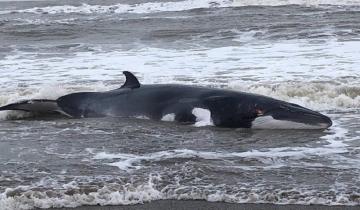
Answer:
[1,40,359,114]
[0,173,359,210]
[0,0,232,15]
[9,18,79,26]
[2,40,359,86]
[0,174,163,210]
[1,0,360,16]
[91,146,353,171]
[232,82,360,111]
[88,115,359,171]
[232,0,360,6]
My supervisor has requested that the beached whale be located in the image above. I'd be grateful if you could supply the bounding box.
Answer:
[0,71,332,129]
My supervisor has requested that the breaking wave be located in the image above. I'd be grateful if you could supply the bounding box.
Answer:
[1,136,359,210]
[0,39,359,120]
[233,0,360,6]
[1,177,359,210]
[0,0,232,15]
[1,0,360,16]
[91,145,352,171]
[233,82,360,111]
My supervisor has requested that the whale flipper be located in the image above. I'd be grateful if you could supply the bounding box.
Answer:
[120,71,140,89]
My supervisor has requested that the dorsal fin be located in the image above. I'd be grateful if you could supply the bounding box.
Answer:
[120,71,140,89]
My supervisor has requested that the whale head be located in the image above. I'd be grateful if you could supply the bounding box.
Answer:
[251,101,332,129]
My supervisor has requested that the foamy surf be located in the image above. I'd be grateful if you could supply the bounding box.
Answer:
[0,0,232,15]
[89,131,355,172]
[1,0,360,16]
[0,170,359,210]
[0,40,359,118]
[0,174,164,210]
[232,0,360,7]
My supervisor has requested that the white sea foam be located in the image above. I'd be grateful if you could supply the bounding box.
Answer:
[0,144,360,210]
[91,144,355,172]
[0,128,358,210]
[10,18,79,26]
[3,40,359,86]
[233,0,360,6]
[1,0,359,16]
[238,82,360,111]
[1,183,359,210]
[0,39,359,119]
[0,0,232,15]
[0,174,164,210]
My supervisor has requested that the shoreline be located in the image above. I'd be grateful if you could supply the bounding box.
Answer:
[53,200,359,210]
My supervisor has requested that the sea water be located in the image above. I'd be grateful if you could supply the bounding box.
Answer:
[0,0,359,209]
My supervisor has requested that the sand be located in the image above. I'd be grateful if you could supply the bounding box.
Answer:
[54,200,359,210]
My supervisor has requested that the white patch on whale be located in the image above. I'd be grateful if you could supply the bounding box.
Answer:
[134,115,150,120]
[161,113,175,122]
[192,107,213,127]
[252,115,328,129]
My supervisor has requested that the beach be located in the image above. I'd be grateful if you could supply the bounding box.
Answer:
[57,200,360,210]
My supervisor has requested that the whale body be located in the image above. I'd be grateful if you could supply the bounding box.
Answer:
[0,71,332,129]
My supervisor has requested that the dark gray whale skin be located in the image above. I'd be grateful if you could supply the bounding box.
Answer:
[0,72,332,129]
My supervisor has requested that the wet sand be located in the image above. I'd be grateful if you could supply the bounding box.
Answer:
[55,200,359,210]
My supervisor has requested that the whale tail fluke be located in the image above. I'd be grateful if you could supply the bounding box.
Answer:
[0,99,71,117]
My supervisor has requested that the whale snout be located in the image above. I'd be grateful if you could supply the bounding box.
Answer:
[252,102,332,129]
[298,110,332,129]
